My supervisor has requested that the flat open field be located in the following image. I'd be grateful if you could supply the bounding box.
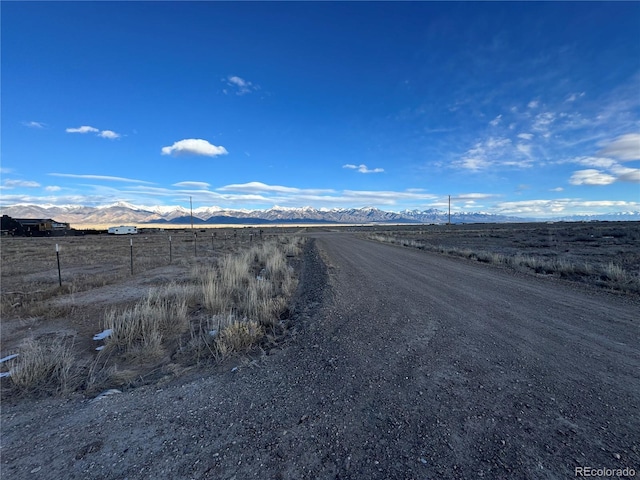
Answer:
[1,221,637,384]
[2,228,638,479]
[1,227,306,394]
[357,221,640,294]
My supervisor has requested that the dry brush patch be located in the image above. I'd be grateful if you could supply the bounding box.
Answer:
[367,224,640,294]
[187,237,303,364]
[1,232,305,399]
[1,337,77,398]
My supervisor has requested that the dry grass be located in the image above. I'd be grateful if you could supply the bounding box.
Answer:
[368,233,640,294]
[214,320,264,359]
[101,285,189,361]
[189,237,302,362]
[1,231,305,398]
[201,239,298,325]
[4,337,77,397]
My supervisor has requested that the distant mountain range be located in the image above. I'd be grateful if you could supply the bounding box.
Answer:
[1,202,639,226]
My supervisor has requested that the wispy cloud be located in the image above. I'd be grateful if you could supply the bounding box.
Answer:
[569,169,616,186]
[22,121,46,128]
[45,186,61,192]
[161,139,228,157]
[610,165,640,183]
[489,114,502,127]
[532,112,556,137]
[565,92,585,103]
[495,199,639,217]
[223,75,258,96]
[3,179,41,188]
[570,156,617,169]
[342,164,384,174]
[564,133,640,185]
[66,125,121,138]
[66,125,99,134]
[172,181,211,189]
[98,130,121,139]
[216,182,437,207]
[48,173,154,184]
[0,193,124,208]
[598,133,640,161]
[218,182,334,195]
[454,136,534,171]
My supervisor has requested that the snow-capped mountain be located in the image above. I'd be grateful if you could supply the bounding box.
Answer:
[2,203,639,226]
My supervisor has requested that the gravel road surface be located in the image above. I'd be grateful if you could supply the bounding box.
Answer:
[2,233,639,479]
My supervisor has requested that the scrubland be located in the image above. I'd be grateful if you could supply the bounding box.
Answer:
[365,221,640,294]
[0,230,304,399]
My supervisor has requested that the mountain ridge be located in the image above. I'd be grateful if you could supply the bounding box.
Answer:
[2,203,640,225]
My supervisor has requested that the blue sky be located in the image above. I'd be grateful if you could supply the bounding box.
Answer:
[1,1,639,217]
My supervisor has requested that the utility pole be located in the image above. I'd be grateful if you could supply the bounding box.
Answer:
[448,195,451,225]
[190,196,193,230]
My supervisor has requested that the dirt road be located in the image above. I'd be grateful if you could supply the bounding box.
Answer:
[2,233,639,479]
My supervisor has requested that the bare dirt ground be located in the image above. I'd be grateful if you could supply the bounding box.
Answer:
[2,232,639,479]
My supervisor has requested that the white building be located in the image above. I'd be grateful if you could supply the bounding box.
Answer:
[108,226,138,235]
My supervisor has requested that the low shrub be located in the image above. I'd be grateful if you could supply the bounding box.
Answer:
[7,337,76,396]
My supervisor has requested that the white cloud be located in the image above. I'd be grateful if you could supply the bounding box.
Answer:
[571,156,617,169]
[549,187,564,192]
[457,157,491,171]
[489,115,502,127]
[161,139,228,157]
[22,121,46,128]
[532,112,556,133]
[48,173,153,184]
[566,153,640,184]
[98,130,120,139]
[3,179,41,188]
[455,137,514,171]
[599,133,640,161]
[218,181,334,195]
[224,75,258,95]
[173,181,211,189]
[486,137,511,149]
[228,76,248,88]
[495,198,639,217]
[66,125,121,139]
[528,100,539,109]
[516,143,532,156]
[610,165,640,183]
[66,125,99,134]
[215,182,437,208]
[452,193,497,201]
[569,169,616,186]
[45,186,61,192]
[517,133,533,140]
[565,92,585,102]
[342,164,384,174]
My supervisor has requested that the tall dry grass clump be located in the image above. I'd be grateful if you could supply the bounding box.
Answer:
[101,284,189,361]
[202,239,298,325]
[6,337,76,396]
[193,237,303,359]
